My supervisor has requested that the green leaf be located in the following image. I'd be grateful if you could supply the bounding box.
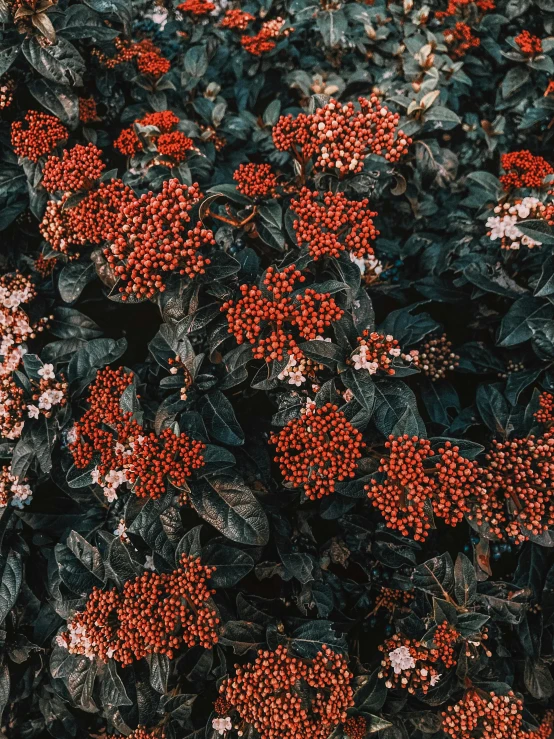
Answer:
[199,391,244,446]
[454,553,477,606]
[0,551,22,623]
[58,262,96,304]
[22,37,85,86]
[501,66,530,98]
[257,201,285,251]
[498,297,554,347]
[412,553,454,598]
[184,46,208,78]
[188,476,269,545]
[28,79,79,128]
[317,9,347,47]
[203,543,254,587]
[67,338,127,394]
[0,44,20,77]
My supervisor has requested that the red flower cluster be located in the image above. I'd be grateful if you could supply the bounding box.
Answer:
[366,437,479,541]
[269,403,364,500]
[378,634,443,694]
[500,150,553,190]
[442,691,524,739]
[444,22,480,58]
[70,367,205,501]
[436,0,494,19]
[60,554,219,664]
[291,188,378,260]
[343,717,367,739]
[536,392,554,425]
[221,264,343,363]
[221,8,255,30]
[95,38,170,78]
[515,30,543,56]
[469,433,554,543]
[273,96,411,175]
[79,97,97,124]
[241,17,289,55]
[0,376,25,440]
[104,179,212,300]
[372,586,414,619]
[351,331,418,376]
[233,163,279,199]
[109,729,163,739]
[40,178,134,256]
[114,110,193,163]
[41,144,105,194]
[11,111,68,162]
[218,645,354,739]
[178,0,215,14]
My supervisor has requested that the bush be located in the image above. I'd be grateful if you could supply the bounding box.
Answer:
[0,0,554,737]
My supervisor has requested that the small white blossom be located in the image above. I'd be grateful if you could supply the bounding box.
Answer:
[27,404,39,419]
[389,646,416,674]
[212,717,232,735]
[38,363,55,380]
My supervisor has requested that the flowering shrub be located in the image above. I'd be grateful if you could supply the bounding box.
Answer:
[1,0,554,737]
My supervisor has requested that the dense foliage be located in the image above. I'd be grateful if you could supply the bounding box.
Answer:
[1,0,554,737]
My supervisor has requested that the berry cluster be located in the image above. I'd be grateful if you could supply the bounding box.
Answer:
[11,111,68,162]
[372,586,414,620]
[104,179,213,300]
[78,97,97,124]
[418,334,459,380]
[343,717,367,739]
[351,332,418,375]
[70,367,205,501]
[156,131,194,163]
[40,178,134,256]
[366,437,479,541]
[94,38,170,78]
[108,729,163,739]
[241,17,289,56]
[0,377,25,439]
[269,403,364,499]
[222,264,343,363]
[273,96,411,174]
[233,163,279,199]
[500,150,553,190]
[444,22,480,58]
[515,30,543,56]
[59,554,219,664]
[536,392,554,425]
[470,433,554,543]
[178,0,215,14]
[291,188,378,260]
[114,110,194,164]
[0,77,14,110]
[442,691,525,739]
[378,634,442,694]
[221,8,255,30]
[435,0,495,19]
[218,645,354,739]
[41,144,105,194]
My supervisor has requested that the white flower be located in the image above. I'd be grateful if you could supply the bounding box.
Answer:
[113,519,128,541]
[388,646,416,674]
[388,347,401,357]
[430,673,441,686]
[212,717,232,735]
[91,468,101,484]
[38,363,55,380]
[10,482,32,508]
[288,370,306,386]
[27,404,39,419]
[144,554,156,571]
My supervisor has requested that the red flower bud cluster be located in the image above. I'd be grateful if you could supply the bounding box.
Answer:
[41,144,105,194]
[221,8,255,30]
[372,586,414,619]
[469,433,554,543]
[0,77,14,110]
[343,717,367,739]
[366,437,479,541]
[291,188,378,260]
[114,110,186,159]
[241,17,289,56]
[273,96,411,175]
[436,0,494,19]
[108,729,163,739]
[221,264,343,363]
[444,22,480,58]
[0,377,25,439]
[70,367,205,501]
[218,644,354,739]
[40,178,134,256]
[515,30,543,56]
[11,111,68,162]
[500,150,553,190]
[442,691,524,739]
[59,554,219,664]
[378,634,443,694]
[79,97,97,124]
[269,403,364,499]
[233,162,279,199]
[535,392,554,425]
[104,178,213,300]
[156,131,194,162]
[178,0,215,14]
[351,331,418,376]
[94,38,170,78]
